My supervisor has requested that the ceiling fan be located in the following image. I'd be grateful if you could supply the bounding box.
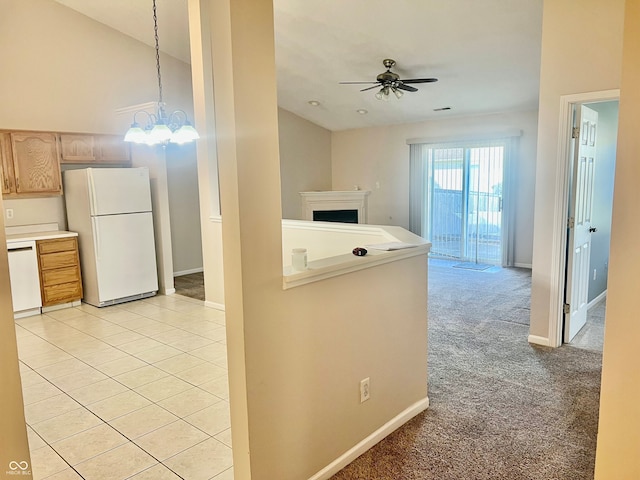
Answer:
[340,58,438,100]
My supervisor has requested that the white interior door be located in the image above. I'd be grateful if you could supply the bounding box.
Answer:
[565,105,598,342]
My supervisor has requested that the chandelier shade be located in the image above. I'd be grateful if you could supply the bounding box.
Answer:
[124,0,199,146]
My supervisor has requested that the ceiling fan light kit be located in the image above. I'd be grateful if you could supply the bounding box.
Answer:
[341,58,438,101]
[124,0,199,146]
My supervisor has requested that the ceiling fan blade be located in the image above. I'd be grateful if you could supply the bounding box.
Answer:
[399,78,438,84]
[339,81,380,85]
[360,84,382,92]
[396,83,418,92]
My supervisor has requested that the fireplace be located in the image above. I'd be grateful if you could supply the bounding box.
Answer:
[313,209,359,223]
[300,191,370,224]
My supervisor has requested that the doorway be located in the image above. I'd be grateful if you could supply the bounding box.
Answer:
[563,99,619,349]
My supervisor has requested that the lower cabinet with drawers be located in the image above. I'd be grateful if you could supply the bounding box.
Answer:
[36,237,83,307]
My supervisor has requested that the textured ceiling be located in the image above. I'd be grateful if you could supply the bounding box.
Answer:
[53,0,543,131]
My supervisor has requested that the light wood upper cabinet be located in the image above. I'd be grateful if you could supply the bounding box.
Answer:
[0,133,13,194]
[60,133,130,165]
[10,132,62,195]
[2,130,130,198]
[98,135,131,164]
[96,134,131,164]
[59,134,96,162]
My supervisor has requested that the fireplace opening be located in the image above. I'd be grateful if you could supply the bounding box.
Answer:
[313,209,358,224]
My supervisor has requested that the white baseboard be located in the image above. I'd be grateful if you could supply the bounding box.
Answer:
[173,267,204,277]
[307,397,430,480]
[588,290,607,310]
[528,335,551,346]
[514,262,532,269]
[204,300,225,311]
[14,307,42,319]
[163,288,176,295]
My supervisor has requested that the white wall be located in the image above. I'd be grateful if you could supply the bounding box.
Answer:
[166,143,204,275]
[177,104,335,304]
[278,108,332,219]
[594,1,640,476]
[529,0,625,342]
[187,0,225,307]
[186,3,334,304]
[0,194,31,480]
[332,110,538,266]
[587,101,618,302]
[0,0,194,133]
[2,197,66,230]
[200,2,430,479]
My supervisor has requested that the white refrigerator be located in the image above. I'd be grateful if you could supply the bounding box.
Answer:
[64,167,158,307]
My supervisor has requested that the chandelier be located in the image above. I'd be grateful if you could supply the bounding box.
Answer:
[124,0,199,146]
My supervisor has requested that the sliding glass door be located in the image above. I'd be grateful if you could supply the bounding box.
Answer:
[429,148,465,259]
[427,144,504,264]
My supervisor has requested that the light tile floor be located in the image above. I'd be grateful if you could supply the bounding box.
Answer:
[15,294,233,480]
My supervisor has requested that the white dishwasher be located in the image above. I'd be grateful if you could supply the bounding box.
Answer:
[7,240,42,316]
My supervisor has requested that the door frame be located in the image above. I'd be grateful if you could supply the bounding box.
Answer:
[547,89,619,348]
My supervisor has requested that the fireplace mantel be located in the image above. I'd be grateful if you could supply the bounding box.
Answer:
[300,190,371,224]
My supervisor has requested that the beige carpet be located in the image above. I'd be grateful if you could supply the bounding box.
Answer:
[330,258,601,480]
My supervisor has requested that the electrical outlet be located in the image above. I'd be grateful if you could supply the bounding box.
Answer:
[360,377,370,403]
[5,208,13,219]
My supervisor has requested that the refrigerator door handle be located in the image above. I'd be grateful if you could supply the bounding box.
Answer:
[89,169,98,216]
[93,217,101,261]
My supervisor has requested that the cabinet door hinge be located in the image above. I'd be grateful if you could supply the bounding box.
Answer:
[572,127,580,139]
[567,217,575,229]
[563,303,571,315]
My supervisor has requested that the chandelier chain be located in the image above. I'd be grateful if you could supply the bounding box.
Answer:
[124,0,199,145]
[153,0,163,106]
